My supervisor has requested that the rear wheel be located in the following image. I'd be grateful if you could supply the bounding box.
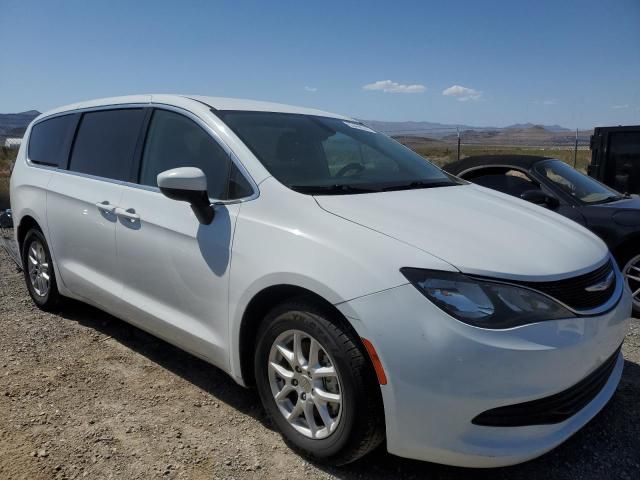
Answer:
[254,298,384,465]
[22,228,61,311]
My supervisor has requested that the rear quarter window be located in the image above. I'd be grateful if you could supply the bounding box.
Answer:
[69,109,146,181]
[28,114,78,167]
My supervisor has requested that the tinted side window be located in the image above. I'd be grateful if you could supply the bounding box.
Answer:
[69,109,145,180]
[28,114,77,166]
[140,110,249,199]
[468,168,539,197]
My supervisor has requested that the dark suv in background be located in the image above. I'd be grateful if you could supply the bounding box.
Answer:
[589,125,640,195]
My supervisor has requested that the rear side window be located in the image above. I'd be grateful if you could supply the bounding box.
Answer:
[140,109,251,199]
[28,114,77,167]
[69,109,145,181]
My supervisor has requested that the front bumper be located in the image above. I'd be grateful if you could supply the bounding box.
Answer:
[337,282,631,468]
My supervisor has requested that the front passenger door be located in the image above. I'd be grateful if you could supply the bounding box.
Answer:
[115,108,252,367]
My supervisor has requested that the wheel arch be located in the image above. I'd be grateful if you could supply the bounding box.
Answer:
[16,213,67,294]
[17,214,42,251]
[611,232,640,267]
[236,283,373,389]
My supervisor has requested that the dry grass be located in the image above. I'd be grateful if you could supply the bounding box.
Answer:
[0,147,16,210]
[404,143,591,172]
[0,179,10,210]
[0,147,16,169]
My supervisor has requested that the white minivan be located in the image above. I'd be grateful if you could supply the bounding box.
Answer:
[11,95,631,467]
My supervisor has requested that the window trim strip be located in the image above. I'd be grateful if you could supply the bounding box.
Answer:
[25,102,259,204]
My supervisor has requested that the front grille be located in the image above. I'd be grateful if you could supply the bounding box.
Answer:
[472,346,621,427]
[513,259,616,311]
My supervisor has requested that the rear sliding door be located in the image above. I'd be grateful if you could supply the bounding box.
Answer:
[46,108,146,310]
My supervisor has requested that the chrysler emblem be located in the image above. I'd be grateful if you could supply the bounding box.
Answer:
[585,270,614,292]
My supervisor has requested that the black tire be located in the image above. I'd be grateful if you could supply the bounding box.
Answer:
[617,249,640,317]
[254,297,385,465]
[22,228,62,311]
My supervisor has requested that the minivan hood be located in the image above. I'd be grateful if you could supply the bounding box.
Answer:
[315,184,608,281]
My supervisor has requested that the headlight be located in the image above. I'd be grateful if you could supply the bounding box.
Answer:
[400,268,575,328]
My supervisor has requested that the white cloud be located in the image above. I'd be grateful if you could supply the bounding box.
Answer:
[611,104,629,109]
[362,80,426,94]
[304,86,317,92]
[442,85,482,101]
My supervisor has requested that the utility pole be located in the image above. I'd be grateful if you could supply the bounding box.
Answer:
[573,128,578,168]
[457,127,461,161]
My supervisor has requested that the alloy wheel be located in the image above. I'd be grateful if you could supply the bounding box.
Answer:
[623,254,640,311]
[27,240,50,297]
[268,329,342,439]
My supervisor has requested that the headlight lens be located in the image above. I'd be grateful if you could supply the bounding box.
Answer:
[400,268,575,328]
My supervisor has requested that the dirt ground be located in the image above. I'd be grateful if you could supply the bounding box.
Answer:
[0,248,639,480]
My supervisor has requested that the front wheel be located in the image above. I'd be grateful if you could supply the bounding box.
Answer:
[254,298,384,465]
[620,251,640,317]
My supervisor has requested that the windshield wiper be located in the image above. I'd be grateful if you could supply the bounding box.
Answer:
[381,180,455,192]
[291,179,457,195]
[290,184,380,195]
[593,195,624,205]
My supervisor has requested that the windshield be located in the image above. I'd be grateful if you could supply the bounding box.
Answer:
[534,159,622,204]
[216,111,458,194]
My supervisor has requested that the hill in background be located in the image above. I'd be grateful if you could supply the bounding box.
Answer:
[0,110,589,147]
[440,125,592,147]
[359,119,577,140]
[361,119,590,148]
[0,110,40,143]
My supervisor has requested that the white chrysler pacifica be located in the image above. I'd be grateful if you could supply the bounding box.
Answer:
[10,95,631,467]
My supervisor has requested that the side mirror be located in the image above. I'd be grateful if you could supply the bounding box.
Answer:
[520,189,559,209]
[157,167,215,224]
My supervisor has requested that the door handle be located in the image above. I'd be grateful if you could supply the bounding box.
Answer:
[115,207,140,222]
[95,201,116,214]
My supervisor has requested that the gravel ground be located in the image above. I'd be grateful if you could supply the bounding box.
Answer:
[1,247,639,480]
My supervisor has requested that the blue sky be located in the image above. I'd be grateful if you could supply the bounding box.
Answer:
[1,0,638,128]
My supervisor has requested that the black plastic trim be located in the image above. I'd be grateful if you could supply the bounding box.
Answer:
[472,346,621,427]
[130,107,153,183]
[158,187,214,224]
[180,96,217,111]
[502,259,616,312]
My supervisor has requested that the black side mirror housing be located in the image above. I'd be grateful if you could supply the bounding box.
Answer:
[520,189,559,209]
